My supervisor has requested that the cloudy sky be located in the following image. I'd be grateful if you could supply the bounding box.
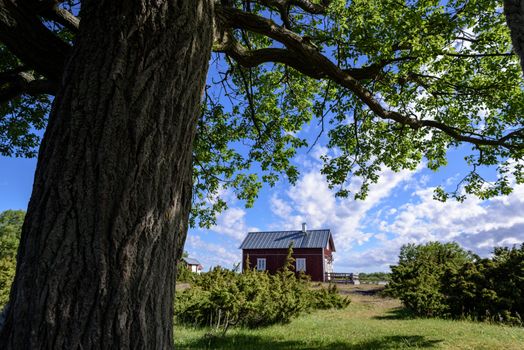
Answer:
[179,138,524,272]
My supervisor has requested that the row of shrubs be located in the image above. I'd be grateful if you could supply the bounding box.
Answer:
[385,241,524,325]
[174,248,350,333]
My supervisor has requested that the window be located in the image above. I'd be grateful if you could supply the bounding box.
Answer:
[257,258,266,271]
[296,258,306,272]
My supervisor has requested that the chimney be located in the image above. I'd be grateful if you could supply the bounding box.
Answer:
[302,222,307,234]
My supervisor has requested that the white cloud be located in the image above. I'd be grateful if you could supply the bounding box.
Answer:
[374,183,524,263]
[269,160,524,273]
[185,205,253,269]
[188,147,524,274]
[209,206,259,241]
[270,195,293,219]
[185,235,241,270]
[270,165,420,270]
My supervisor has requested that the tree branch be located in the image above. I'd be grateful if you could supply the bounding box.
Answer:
[254,0,330,15]
[41,5,80,33]
[24,0,80,32]
[214,29,404,81]
[443,52,514,58]
[0,0,71,82]
[216,5,524,149]
[0,68,57,102]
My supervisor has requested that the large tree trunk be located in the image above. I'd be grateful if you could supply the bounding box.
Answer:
[0,1,213,348]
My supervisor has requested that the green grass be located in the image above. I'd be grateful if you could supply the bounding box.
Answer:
[174,284,524,349]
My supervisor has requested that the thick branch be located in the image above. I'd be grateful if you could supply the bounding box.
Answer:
[289,0,330,14]
[42,6,80,32]
[214,28,396,80]
[216,5,523,149]
[0,69,57,102]
[0,0,71,81]
[214,31,325,78]
[255,0,330,15]
[26,0,79,32]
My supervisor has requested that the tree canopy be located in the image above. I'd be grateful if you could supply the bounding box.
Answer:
[1,0,524,226]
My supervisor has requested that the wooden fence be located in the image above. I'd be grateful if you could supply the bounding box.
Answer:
[324,272,360,284]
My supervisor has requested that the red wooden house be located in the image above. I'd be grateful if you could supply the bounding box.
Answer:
[240,223,335,282]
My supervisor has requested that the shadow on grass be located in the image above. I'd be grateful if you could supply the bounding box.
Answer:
[177,334,442,349]
[373,307,418,320]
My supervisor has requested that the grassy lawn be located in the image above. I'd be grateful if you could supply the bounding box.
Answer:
[174,284,524,349]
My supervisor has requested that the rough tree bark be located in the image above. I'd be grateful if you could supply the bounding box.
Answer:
[0,1,214,349]
[505,0,524,74]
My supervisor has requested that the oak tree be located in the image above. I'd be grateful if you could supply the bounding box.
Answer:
[1,0,523,349]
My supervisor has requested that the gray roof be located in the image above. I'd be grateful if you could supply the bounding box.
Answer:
[183,257,201,266]
[239,229,335,251]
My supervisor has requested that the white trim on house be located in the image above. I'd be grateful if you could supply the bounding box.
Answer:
[257,258,266,271]
[322,248,325,282]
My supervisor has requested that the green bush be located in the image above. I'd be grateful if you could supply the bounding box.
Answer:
[176,262,195,283]
[174,247,350,333]
[385,241,474,317]
[387,241,524,325]
[310,283,351,310]
[443,245,524,325]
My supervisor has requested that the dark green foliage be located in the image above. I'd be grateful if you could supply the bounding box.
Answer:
[0,257,15,309]
[386,242,474,316]
[0,210,24,308]
[310,283,351,310]
[176,251,195,283]
[174,247,350,333]
[387,241,524,325]
[0,45,51,158]
[176,264,195,283]
[174,266,309,331]
[443,245,524,324]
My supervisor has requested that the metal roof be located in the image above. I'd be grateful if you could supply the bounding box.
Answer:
[183,257,201,266]
[239,229,335,251]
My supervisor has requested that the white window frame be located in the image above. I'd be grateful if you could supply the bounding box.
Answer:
[256,258,266,271]
[296,258,306,272]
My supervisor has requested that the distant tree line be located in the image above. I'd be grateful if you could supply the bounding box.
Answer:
[358,272,391,283]
[0,210,23,308]
[386,241,524,325]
